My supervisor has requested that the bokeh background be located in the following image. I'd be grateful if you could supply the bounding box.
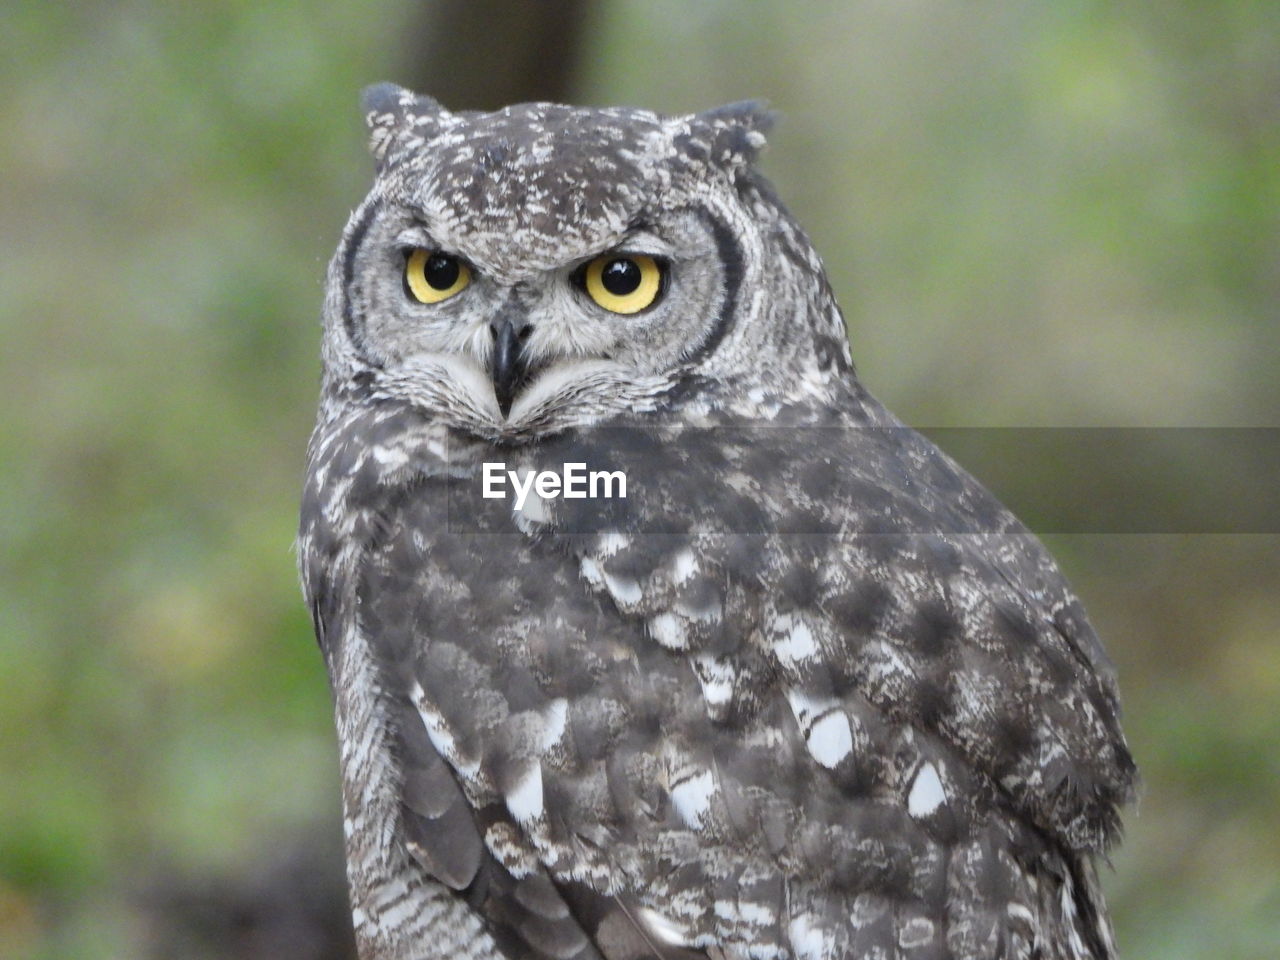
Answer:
[2,1,1277,957]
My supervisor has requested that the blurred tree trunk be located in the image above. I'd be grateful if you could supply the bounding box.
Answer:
[401,0,591,109]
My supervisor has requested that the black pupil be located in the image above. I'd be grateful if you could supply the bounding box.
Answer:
[424,254,460,290]
[601,258,642,296]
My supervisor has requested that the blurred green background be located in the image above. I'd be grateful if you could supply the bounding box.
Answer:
[2,1,1277,957]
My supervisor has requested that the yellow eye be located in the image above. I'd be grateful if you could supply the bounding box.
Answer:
[582,255,664,314]
[404,249,471,304]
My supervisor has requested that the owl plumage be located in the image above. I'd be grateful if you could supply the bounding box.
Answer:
[299,84,1136,960]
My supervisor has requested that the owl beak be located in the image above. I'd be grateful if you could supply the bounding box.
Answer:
[489,315,531,418]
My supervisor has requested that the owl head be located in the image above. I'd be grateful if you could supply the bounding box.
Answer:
[319,83,852,438]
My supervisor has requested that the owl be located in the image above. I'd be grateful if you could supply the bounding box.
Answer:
[299,84,1136,960]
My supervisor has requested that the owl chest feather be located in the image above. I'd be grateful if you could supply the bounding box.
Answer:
[303,394,1131,960]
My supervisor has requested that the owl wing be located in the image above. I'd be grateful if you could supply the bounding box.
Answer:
[519,401,1136,848]
[349,397,1134,960]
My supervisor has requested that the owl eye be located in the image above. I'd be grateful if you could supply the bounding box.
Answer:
[580,255,664,314]
[404,249,471,304]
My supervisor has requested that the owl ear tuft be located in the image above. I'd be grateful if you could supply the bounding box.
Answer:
[360,83,451,169]
[683,100,775,173]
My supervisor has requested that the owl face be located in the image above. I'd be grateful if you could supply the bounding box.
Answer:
[345,202,731,418]
[322,85,849,436]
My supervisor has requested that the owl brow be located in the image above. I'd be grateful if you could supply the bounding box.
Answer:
[391,222,482,278]
[395,219,444,251]
[602,225,676,259]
